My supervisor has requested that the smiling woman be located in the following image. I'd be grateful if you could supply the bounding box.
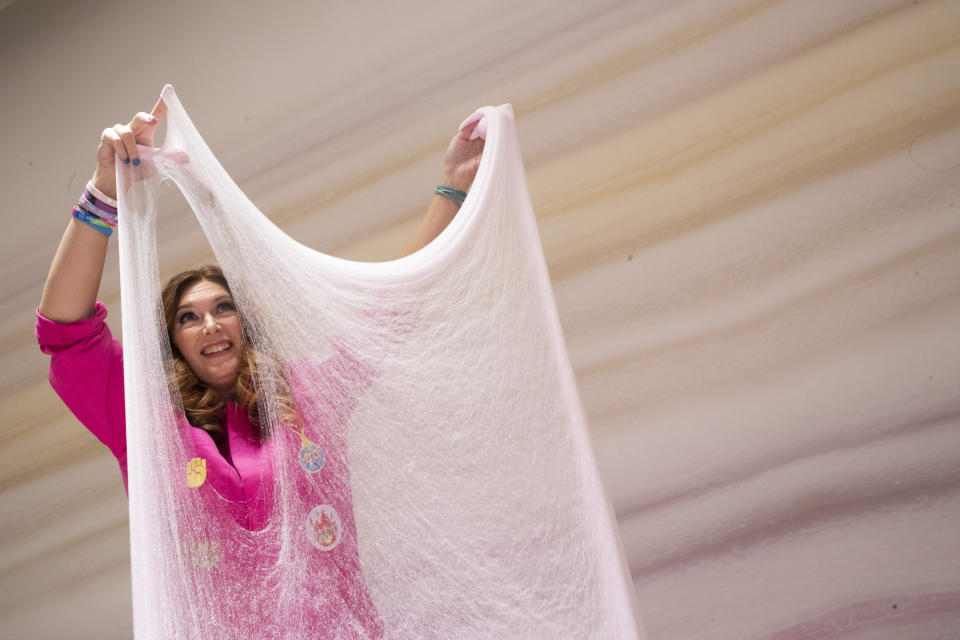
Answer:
[36,93,482,478]
[162,265,264,451]
[169,275,244,393]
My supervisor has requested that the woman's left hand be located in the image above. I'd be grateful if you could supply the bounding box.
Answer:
[439,121,485,192]
[399,120,486,257]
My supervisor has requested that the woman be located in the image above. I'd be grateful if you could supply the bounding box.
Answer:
[36,96,484,636]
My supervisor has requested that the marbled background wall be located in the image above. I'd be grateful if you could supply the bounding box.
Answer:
[1,1,958,638]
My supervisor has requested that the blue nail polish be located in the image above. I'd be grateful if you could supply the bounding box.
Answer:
[124,158,130,164]
[133,158,140,166]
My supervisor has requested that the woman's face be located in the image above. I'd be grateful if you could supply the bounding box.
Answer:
[172,280,244,391]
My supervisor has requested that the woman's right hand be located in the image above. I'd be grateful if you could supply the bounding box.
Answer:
[90,96,167,200]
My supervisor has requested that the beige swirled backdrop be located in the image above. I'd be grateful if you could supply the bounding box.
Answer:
[2,1,959,638]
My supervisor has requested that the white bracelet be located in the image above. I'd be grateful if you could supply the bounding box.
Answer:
[86,180,118,208]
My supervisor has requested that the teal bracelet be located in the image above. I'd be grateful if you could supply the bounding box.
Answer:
[435,185,467,208]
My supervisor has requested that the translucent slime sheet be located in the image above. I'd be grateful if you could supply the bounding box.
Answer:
[115,85,641,640]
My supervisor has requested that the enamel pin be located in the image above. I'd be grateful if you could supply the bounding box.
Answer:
[186,457,207,488]
[306,505,342,551]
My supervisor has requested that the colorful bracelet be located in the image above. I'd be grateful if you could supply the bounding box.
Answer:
[85,180,118,208]
[72,206,114,237]
[79,189,118,224]
[435,185,467,208]
[73,180,119,237]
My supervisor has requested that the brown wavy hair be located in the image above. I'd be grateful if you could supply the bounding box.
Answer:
[161,265,297,446]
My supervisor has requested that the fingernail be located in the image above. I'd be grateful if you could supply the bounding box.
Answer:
[146,115,156,122]
[132,158,140,166]
[124,158,130,164]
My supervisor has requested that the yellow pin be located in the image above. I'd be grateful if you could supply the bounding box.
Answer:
[186,457,207,488]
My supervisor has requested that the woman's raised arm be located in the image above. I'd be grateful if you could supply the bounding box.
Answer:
[400,119,484,257]
[39,99,166,323]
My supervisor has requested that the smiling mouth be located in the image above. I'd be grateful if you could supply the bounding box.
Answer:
[201,341,233,356]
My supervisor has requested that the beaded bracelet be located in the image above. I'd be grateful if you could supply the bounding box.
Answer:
[435,185,467,208]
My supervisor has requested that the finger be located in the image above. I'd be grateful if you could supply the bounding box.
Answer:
[150,95,167,121]
[126,98,166,146]
[458,121,479,140]
[130,110,160,128]
[458,111,483,132]
[469,117,487,141]
[459,110,488,140]
[115,124,141,166]
[129,111,161,148]
[102,127,129,165]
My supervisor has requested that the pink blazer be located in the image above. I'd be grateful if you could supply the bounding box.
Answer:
[36,303,269,509]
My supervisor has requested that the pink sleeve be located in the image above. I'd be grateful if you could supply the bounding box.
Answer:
[35,302,128,483]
